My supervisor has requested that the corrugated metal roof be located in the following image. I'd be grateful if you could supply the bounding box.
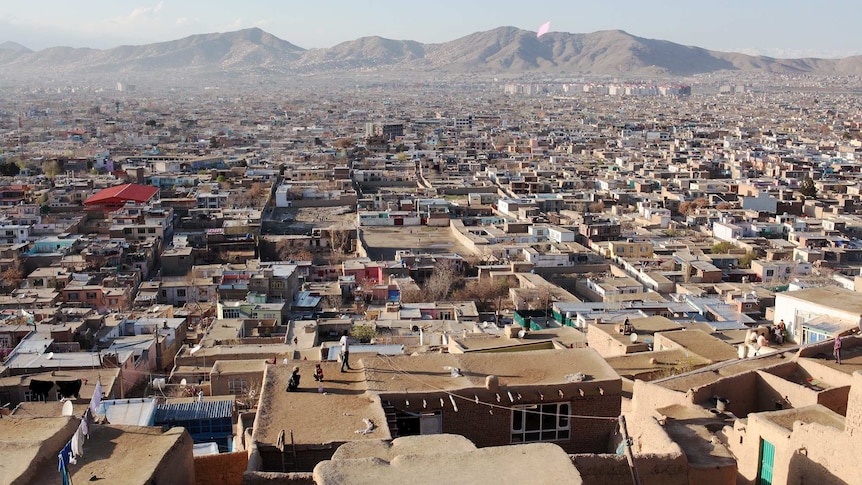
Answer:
[155,399,233,423]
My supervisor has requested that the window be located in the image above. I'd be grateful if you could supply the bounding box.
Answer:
[176,289,186,297]
[67,293,79,300]
[765,270,774,277]
[223,309,241,319]
[86,292,97,299]
[228,377,247,394]
[511,402,570,443]
[137,228,146,234]
[148,228,156,234]
[123,228,132,235]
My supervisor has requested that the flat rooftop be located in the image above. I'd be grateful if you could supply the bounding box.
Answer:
[31,425,189,484]
[453,327,586,351]
[360,226,474,260]
[760,404,845,432]
[655,405,737,468]
[362,348,620,394]
[0,416,78,484]
[778,286,862,314]
[658,329,740,362]
[605,349,711,379]
[211,359,268,374]
[252,361,390,447]
[656,353,791,392]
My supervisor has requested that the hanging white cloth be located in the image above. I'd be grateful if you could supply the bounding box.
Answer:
[70,419,86,464]
[79,410,89,438]
[89,380,103,416]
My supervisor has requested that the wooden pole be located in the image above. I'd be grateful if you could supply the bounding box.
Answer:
[618,415,641,485]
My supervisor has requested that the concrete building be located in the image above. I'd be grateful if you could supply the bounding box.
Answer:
[773,287,862,344]
[249,349,621,473]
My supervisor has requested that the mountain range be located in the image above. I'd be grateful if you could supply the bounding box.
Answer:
[2,26,861,80]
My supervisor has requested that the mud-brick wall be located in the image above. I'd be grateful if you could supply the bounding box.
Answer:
[195,451,249,485]
[572,453,690,485]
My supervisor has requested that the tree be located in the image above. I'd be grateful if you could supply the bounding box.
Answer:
[738,252,756,268]
[423,260,461,302]
[327,228,353,264]
[324,293,344,310]
[275,238,314,262]
[693,197,709,209]
[1,266,23,292]
[799,177,818,198]
[350,324,378,343]
[711,242,733,254]
[589,200,605,213]
[248,182,265,200]
[453,277,512,312]
[716,202,732,210]
[42,160,61,178]
[399,285,425,303]
[678,201,694,215]
[334,138,355,149]
[0,161,20,176]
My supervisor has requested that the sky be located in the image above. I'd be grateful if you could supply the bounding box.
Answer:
[2,0,861,58]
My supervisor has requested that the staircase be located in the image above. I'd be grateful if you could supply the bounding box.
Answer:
[382,400,399,438]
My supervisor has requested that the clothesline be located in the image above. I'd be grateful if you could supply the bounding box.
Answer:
[57,378,103,485]
[380,355,619,422]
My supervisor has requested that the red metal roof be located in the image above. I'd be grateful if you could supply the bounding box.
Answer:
[84,183,158,206]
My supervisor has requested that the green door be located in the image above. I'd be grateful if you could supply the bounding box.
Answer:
[758,438,775,485]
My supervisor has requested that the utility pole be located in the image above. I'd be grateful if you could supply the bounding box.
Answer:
[618,415,641,485]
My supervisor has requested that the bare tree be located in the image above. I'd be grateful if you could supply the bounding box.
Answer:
[324,293,344,310]
[276,238,314,262]
[589,200,606,213]
[399,286,425,303]
[424,260,461,302]
[1,266,23,293]
[453,277,512,312]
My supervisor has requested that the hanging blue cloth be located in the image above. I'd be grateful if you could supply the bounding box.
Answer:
[58,441,72,485]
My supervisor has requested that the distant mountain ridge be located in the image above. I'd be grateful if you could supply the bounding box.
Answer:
[3,26,862,80]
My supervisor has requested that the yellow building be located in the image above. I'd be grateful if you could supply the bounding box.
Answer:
[609,240,654,259]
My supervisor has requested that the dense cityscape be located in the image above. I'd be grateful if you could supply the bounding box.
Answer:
[2,19,862,485]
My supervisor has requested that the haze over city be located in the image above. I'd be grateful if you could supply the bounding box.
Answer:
[3,1,862,485]
[3,0,862,58]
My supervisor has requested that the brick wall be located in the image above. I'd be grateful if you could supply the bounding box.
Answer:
[439,394,619,454]
[195,451,248,485]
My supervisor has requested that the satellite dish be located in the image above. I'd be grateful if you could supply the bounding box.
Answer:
[180,378,187,386]
[61,400,74,416]
[46,352,54,360]
[189,345,202,355]
[517,329,527,339]
[152,378,166,390]
[629,333,639,343]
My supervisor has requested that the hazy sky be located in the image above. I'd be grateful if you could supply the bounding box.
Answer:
[2,0,860,58]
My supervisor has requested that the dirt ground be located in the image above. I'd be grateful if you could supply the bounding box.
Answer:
[360,226,475,261]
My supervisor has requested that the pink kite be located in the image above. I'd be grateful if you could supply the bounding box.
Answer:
[537,21,551,38]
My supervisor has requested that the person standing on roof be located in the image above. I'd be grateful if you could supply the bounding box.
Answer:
[340,330,352,372]
[834,336,842,365]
